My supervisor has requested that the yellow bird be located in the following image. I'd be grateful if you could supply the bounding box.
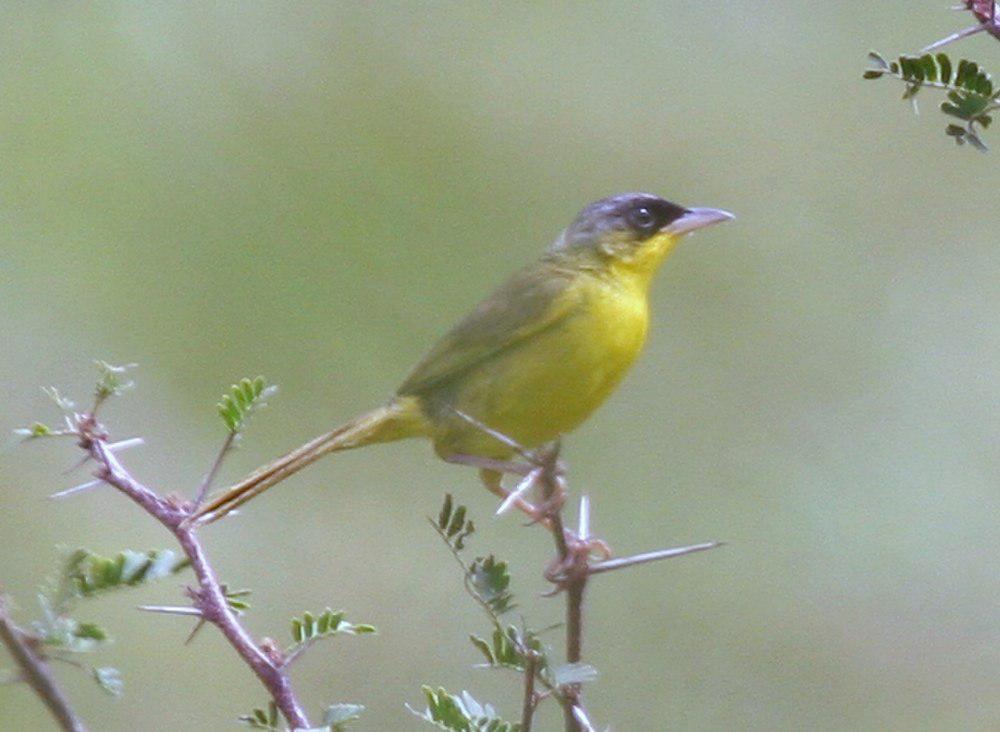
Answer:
[192,193,732,522]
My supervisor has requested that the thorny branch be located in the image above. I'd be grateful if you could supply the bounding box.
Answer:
[480,435,722,732]
[71,414,311,729]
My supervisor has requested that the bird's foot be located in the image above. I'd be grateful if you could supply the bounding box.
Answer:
[543,535,613,587]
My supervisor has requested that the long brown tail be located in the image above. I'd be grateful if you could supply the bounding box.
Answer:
[188,398,425,524]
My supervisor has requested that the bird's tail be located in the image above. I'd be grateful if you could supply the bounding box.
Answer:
[188,397,426,524]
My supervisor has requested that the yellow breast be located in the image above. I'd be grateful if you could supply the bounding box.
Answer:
[441,272,650,457]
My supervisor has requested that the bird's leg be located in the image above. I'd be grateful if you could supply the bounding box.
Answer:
[444,453,535,477]
[477,467,552,526]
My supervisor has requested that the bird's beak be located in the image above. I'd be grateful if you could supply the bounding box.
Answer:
[661,207,735,237]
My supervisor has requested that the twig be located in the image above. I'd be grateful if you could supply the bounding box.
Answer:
[532,450,587,732]
[194,432,236,508]
[0,595,87,732]
[520,650,539,731]
[80,426,310,729]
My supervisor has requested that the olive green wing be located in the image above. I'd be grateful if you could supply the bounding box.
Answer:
[397,261,580,397]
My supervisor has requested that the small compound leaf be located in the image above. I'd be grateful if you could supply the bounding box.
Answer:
[408,686,520,731]
[549,662,599,687]
[92,666,123,697]
[217,376,277,434]
[61,549,189,599]
[93,361,137,403]
[286,608,375,658]
[238,701,280,730]
[322,703,365,730]
[467,556,515,616]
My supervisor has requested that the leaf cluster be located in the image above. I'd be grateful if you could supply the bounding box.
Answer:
[238,701,365,731]
[422,495,598,730]
[469,627,538,672]
[287,608,376,658]
[217,376,276,434]
[93,361,136,406]
[58,549,190,603]
[409,686,520,732]
[865,51,999,150]
[433,494,514,619]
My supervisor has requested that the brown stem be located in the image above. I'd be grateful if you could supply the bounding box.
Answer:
[0,596,87,732]
[537,459,588,732]
[88,438,310,729]
[194,431,236,508]
[520,650,539,731]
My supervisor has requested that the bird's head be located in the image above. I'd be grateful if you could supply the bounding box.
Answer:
[551,192,733,284]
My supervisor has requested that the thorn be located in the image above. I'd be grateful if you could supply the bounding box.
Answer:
[106,437,145,453]
[48,479,102,500]
[496,468,540,516]
[577,495,590,540]
[572,705,598,732]
[184,618,207,645]
[136,605,203,617]
[587,541,723,576]
[922,22,987,51]
[61,453,92,475]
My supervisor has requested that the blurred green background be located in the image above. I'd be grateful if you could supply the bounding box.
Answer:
[2,3,998,730]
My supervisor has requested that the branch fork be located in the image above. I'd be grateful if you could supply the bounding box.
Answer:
[70,412,312,729]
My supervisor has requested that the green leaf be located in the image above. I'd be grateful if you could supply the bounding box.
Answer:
[936,53,952,85]
[918,53,937,82]
[73,622,108,642]
[469,626,543,672]
[93,361,137,403]
[867,51,889,71]
[408,686,520,731]
[862,70,884,79]
[33,612,108,653]
[322,703,365,730]
[61,549,190,600]
[433,494,476,550]
[239,701,280,730]
[217,376,277,433]
[286,608,375,658]
[467,556,515,616]
[92,666,123,697]
[549,662,599,687]
[438,493,454,530]
[12,422,55,439]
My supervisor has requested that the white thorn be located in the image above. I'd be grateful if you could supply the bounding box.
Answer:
[922,23,987,51]
[48,479,102,500]
[496,468,540,516]
[137,605,203,617]
[578,495,591,540]
[572,706,598,732]
[106,437,145,452]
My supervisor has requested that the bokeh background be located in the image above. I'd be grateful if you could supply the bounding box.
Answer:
[2,3,998,730]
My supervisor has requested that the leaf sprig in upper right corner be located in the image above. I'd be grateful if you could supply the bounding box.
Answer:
[865,51,999,150]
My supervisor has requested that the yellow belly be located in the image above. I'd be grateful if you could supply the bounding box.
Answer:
[434,275,649,458]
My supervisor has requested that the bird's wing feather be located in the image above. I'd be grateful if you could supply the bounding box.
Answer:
[397,261,580,396]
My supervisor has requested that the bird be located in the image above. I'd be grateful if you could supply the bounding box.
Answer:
[189,193,732,524]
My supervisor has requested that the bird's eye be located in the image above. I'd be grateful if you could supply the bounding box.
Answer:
[627,206,657,233]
